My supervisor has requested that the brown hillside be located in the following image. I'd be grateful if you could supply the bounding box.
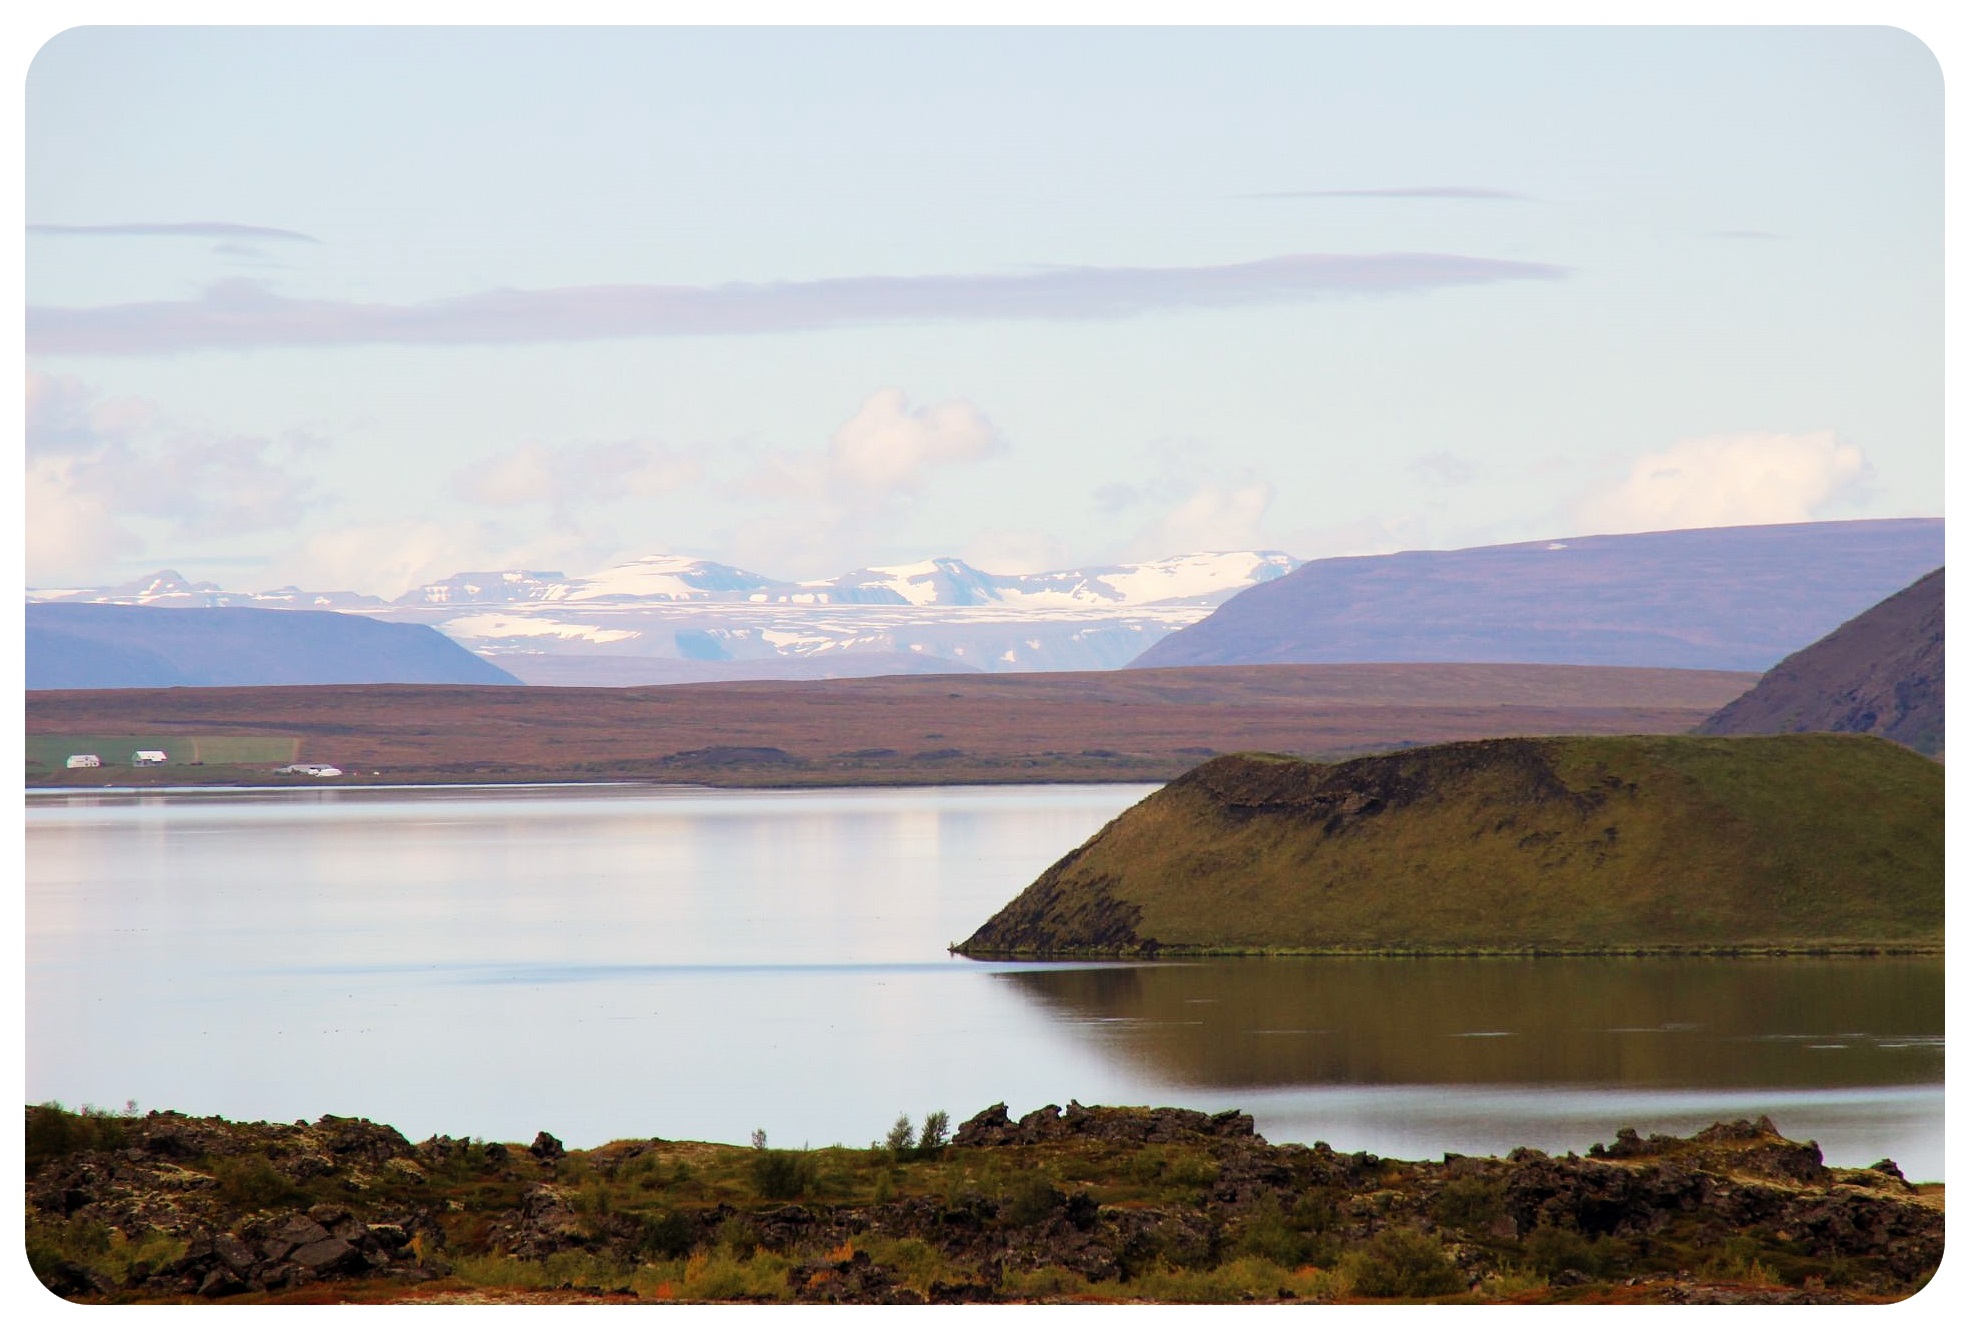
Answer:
[1697,568,1942,755]
[27,662,1754,787]
[956,734,1944,956]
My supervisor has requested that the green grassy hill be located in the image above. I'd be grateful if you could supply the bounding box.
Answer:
[955,734,1942,956]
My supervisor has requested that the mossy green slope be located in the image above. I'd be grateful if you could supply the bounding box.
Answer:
[957,734,1942,956]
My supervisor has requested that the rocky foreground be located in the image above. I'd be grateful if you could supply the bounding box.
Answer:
[25,1101,1943,1305]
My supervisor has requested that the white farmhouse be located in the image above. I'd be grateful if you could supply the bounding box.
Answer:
[132,750,168,766]
[274,763,344,778]
[65,754,101,769]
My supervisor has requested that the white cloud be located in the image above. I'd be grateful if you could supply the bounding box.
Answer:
[827,390,1002,496]
[962,528,1075,575]
[452,438,701,510]
[270,520,598,600]
[725,389,1007,576]
[738,388,1003,510]
[24,370,318,585]
[25,457,142,585]
[26,370,156,453]
[1576,432,1867,535]
[1123,481,1275,560]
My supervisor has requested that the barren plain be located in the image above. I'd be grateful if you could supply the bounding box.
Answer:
[26,662,1758,787]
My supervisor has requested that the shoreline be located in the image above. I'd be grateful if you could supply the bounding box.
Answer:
[954,943,1947,959]
[23,766,1181,792]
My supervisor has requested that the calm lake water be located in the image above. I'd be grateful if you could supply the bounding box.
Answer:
[26,783,1944,1179]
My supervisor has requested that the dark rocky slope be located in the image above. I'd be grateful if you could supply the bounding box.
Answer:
[1697,568,1942,756]
[956,734,1942,956]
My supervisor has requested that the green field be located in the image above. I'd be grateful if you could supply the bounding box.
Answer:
[26,735,301,770]
[959,733,1944,956]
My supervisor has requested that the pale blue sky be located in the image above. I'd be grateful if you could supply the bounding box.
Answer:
[24,25,1942,594]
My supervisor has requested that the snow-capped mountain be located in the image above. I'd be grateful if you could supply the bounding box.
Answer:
[28,569,388,611]
[387,550,1301,611]
[28,550,1303,684]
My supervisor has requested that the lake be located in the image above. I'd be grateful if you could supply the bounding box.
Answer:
[25,782,1944,1180]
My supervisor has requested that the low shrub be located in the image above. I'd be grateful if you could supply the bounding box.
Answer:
[26,1217,186,1289]
[1232,1193,1313,1266]
[451,1249,636,1292]
[716,1215,761,1257]
[25,1102,137,1175]
[1522,1222,1629,1279]
[1432,1176,1505,1231]
[856,1236,963,1294]
[634,1249,795,1301]
[1700,1234,1782,1287]
[750,1148,817,1201]
[1339,1226,1466,1299]
[1001,1172,1062,1228]
[1125,1256,1347,1303]
[636,1208,695,1260]
[211,1153,304,1209]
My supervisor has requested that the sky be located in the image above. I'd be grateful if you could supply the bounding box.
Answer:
[22,24,1944,596]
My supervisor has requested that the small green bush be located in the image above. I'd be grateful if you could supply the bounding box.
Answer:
[857,1236,961,1293]
[636,1208,695,1260]
[25,1102,137,1175]
[1522,1222,1628,1279]
[1433,1176,1505,1231]
[918,1111,950,1153]
[211,1153,303,1209]
[750,1148,817,1201]
[27,1217,188,1292]
[1232,1193,1312,1266]
[1340,1226,1465,1299]
[1125,1256,1347,1303]
[1700,1234,1781,1286]
[715,1215,761,1257]
[1291,1189,1342,1233]
[1002,1173,1063,1228]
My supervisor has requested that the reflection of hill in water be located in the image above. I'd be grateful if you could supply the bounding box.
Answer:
[995,958,1943,1091]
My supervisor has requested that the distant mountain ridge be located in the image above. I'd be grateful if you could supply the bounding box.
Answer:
[1132,519,1944,673]
[30,551,1303,684]
[27,603,521,690]
[1697,568,1943,755]
[32,550,1301,613]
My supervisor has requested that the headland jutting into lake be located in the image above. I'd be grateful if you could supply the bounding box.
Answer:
[956,734,1943,958]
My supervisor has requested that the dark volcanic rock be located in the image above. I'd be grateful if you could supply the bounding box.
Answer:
[26,1102,1943,1305]
[1697,567,1943,755]
[954,1101,1257,1148]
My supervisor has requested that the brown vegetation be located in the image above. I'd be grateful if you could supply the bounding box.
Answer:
[957,734,1944,956]
[26,662,1755,787]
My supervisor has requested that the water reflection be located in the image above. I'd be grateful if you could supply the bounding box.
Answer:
[26,784,1944,1179]
[995,957,1943,1089]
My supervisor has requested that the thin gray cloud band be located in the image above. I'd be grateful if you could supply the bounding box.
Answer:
[28,252,1567,356]
[30,221,322,243]
[1250,186,1530,200]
